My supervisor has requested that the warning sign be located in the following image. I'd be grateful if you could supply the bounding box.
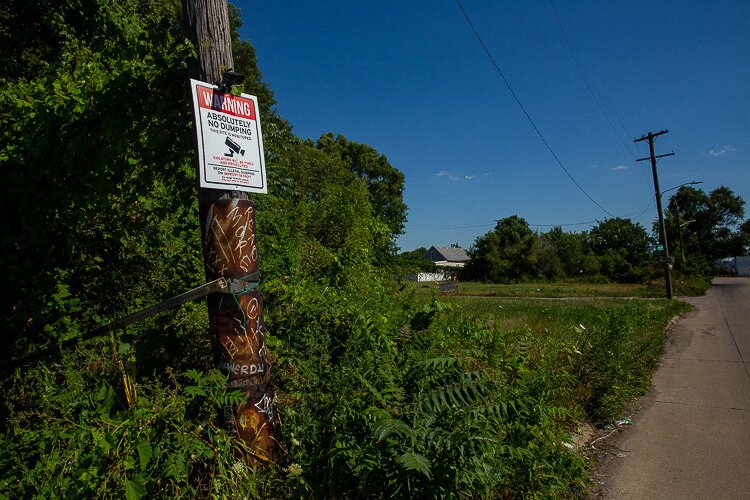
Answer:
[190,79,267,193]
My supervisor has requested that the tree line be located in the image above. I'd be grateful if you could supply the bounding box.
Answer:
[462,215,656,283]
[403,186,748,284]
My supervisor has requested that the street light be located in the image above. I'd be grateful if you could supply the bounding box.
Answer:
[661,181,703,271]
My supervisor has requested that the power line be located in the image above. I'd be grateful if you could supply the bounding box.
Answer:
[408,194,654,232]
[620,199,655,220]
[454,0,615,217]
[411,218,601,231]
[549,0,637,159]
[409,220,498,230]
[548,1,651,186]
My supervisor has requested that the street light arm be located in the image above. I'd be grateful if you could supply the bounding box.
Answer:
[661,181,703,197]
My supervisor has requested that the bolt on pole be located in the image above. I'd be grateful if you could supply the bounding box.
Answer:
[635,130,674,299]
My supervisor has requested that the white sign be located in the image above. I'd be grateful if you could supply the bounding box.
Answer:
[190,79,267,193]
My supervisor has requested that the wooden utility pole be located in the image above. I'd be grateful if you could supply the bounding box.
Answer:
[635,130,675,299]
[182,0,280,462]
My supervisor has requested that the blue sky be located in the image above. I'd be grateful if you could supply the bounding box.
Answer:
[237,1,749,251]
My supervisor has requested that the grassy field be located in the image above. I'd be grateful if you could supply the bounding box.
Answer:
[410,275,710,299]
[408,279,694,423]
[412,289,692,350]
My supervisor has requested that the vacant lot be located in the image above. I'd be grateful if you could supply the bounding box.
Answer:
[410,276,709,299]
[406,278,693,494]
[412,285,691,351]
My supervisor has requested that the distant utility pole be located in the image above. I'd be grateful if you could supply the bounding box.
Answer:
[635,130,675,299]
[183,0,280,463]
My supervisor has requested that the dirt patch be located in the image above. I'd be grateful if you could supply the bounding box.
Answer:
[586,404,642,498]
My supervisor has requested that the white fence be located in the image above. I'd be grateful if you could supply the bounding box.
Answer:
[405,272,449,282]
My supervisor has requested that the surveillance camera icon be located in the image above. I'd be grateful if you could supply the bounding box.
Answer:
[224,137,245,157]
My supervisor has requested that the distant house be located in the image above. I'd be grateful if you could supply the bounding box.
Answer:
[422,245,470,268]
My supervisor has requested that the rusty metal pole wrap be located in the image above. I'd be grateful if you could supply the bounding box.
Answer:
[203,198,280,462]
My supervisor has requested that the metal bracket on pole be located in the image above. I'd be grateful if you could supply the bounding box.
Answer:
[636,152,674,162]
[223,277,261,295]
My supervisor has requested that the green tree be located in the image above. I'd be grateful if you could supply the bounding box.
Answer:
[535,231,563,280]
[463,215,537,283]
[587,218,652,282]
[315,133,407,241]
[666,186,746,263]
[0,0,198,359]
[542,227,587,278]
[739,219,750,254]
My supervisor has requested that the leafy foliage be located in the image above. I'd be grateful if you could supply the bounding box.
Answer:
[463,216,658,284]
[665,185,747,270]
[587,218,653,282]
[315,132,408,256]
[0,0,698,498]
[463,215,538,283]
[393,247,439,275]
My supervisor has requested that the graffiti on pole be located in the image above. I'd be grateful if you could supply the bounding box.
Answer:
[204,198,280,462]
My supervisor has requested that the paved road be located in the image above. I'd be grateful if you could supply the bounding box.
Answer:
[599,277,750,498]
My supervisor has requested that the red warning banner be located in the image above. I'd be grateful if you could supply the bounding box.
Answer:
[196,87,256,120]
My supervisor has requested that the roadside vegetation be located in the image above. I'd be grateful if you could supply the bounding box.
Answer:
[411,277,710,299]
[0,0,738,498]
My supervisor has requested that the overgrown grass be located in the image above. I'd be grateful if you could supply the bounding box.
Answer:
[415,293,691,423]
[410,275,710,298]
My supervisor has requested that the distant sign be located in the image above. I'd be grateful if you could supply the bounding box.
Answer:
[190,79,267,193]
[656,244,664,251]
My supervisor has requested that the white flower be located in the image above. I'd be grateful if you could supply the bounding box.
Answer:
[287,463,303,476]
[232,461,246,474]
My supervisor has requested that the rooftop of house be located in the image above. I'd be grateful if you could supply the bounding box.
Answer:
[423,245,470,262]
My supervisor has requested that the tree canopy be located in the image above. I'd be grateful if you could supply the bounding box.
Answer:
[462,215,537,283]
[462,216,658,283]
[587,218,652,282]
[666,185,746,266]
[315,132,407,240]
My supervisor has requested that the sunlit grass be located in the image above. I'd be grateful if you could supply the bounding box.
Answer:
[409,276,709,299]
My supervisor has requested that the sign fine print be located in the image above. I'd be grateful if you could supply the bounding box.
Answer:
[190,79,267,193]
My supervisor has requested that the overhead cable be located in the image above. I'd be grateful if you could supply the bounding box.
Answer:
[455,0,615,217]
[549,0,637,158]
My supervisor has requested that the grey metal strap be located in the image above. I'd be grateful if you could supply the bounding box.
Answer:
[88,278,229,339]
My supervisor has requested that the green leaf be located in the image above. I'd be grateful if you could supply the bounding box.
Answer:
[95,383,108,401]
[137,442,152,471]
[125,474,146,500]
[396,451,431,479]
[52,284,71,301]
[165,452,186,480]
